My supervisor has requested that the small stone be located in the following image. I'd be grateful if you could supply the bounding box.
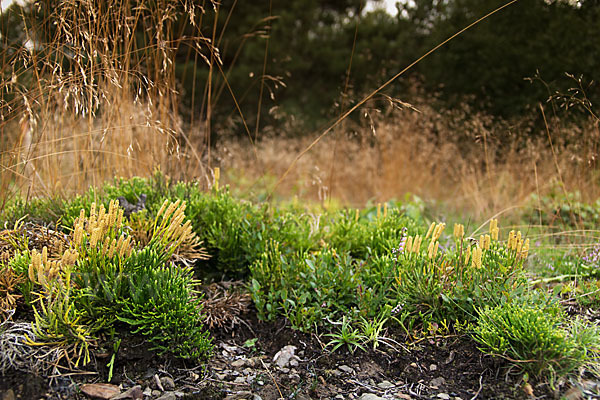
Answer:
[430,377,446,388]
[160,377,175,390]
[153,374,164,391]
[358,394,385,400]
[273,345,299,368]
[429,364,437,371]
[377,380,394,389]
[246,358,256,367]
[111,385,143,400]
[142,387,152,397]
[335,395,344,400]
[437,394,450,400]
[216,373,228,380]
[224,391,253,400]
[80,383,121,399]
[173,392,185,399]
[252,395,262,400]
[338,365,355,375]
[257,380,264,386]
[189,372,200,381]
[281,367,290,373]
[155,393,176,400]
[232,359,247,368]
[152,390,162,397]
[409,363,418,368]
[234,376,247,384]
[395,394,412,400]
[221,343,240,354]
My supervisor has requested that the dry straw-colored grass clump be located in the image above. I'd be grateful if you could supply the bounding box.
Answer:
[0,0,216,204]
[215,98,600,217]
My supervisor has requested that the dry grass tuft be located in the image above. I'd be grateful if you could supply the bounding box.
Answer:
[215,99,600,218]
[0,0,215,203]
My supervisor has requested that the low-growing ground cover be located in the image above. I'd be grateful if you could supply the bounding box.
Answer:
[1,173,600,399]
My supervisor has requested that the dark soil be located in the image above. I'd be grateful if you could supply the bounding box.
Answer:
[1,305,564,400]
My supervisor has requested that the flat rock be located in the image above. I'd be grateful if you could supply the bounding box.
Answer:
[377,380,394,389]
[231,359,247,368]
[338,365,355,375]
[155,392,176,400]
[160,377,175,390]
[224,391,254,400]
[273,345,298,368]
[80,383,121,399]
[358,394,385,400]
[111,385,143,400]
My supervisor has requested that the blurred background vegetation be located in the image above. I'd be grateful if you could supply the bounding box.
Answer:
[0,0,599,214]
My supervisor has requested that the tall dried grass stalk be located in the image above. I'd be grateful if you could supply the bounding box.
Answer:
[215,100,600,217]
[0,0,216,202]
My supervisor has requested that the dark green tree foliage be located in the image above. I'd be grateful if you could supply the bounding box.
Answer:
[4,0,599,130]
[402,0,600,116]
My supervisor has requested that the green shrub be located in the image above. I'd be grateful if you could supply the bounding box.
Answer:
[24,199,213,363]
[394,221,530,324]
[473,301,600,381]
[328,205,419,258]
[116,264,212,360]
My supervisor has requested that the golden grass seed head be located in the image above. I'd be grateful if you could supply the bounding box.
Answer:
[522,238,530,258]
[60,249,78,266]
[156,199,169,220]
[471,245,482,269]
[87,215,97,234]
[490,218,498,235]
[161,200,181,224]
[453,223,464,239]
[117,208,124,229]
[90,227,101,248]
[406,236,413,253]
[428,241,438,259]
[73,224,84,248]
[107,238,117,258]
[507,230,516,250]
[41,246,48,265]
[491,226,499,241]
[425,222,435,240]
[432,223,445,242]
[97,204,106,225]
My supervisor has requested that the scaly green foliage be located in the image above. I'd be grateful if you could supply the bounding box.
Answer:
[473,301,600,381]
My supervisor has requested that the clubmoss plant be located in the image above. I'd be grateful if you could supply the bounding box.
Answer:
[473,301,600,382]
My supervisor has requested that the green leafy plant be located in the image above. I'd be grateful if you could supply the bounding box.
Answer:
[473,301,600,382]
[394,221,530,325]
[325,316,366,353]
[116,263,212,360]
[27,272,96,368]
